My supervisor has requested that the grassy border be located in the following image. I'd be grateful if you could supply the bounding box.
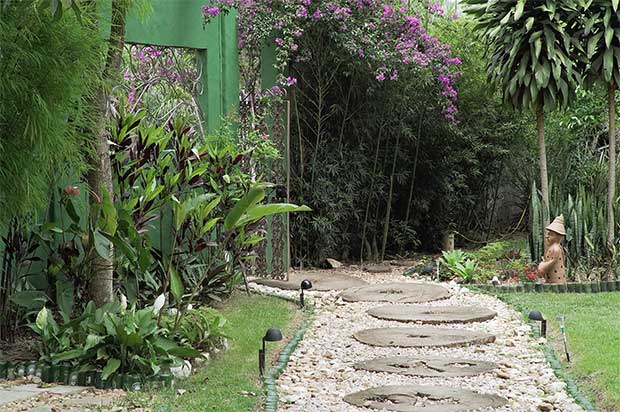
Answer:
[250,290,315,412]
[493,294,597,411]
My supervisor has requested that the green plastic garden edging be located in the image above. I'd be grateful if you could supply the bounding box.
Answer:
[472,280,620,294]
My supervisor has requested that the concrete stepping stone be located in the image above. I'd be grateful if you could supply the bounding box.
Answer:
[364,264,392,273]
[340,282,450,303]
[354,327,496,348]
[353,356,497,377]
[251,272,367,291]
[0,384,87,405]
[367,305,497,324]
[344,384,507,412]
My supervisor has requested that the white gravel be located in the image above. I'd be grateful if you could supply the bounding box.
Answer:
[249,266,586,412]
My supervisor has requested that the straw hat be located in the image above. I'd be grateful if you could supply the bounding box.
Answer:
[546,214,566,235]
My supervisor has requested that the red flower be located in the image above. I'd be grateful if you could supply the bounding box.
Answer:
[64,185,80,196]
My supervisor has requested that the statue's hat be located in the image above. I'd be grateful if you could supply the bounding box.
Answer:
[546,214,566,235]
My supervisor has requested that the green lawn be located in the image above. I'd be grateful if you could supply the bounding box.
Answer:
[129,293,299,412]
[501,292,620,412]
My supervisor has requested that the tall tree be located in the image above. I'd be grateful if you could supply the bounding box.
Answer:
[463,0,582,229]
[87,0,128,306]
[581,0,620,247]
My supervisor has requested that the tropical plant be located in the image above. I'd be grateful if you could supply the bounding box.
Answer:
[0,0,102,222]
[29,301,202,379]
[464,0,583,229]
[439,249,467,267]
[579,0,620,247]
[163,306,228,352]
[453,259,478,283]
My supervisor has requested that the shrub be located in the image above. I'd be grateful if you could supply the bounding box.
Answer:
[29,301,202,380]
[164,306,228,352]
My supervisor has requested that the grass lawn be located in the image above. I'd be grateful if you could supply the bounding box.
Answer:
[129,292,300,412]
[500,292,620,412]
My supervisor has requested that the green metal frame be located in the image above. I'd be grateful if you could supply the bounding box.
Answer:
[101,2,290,276]
[99,0,239,132]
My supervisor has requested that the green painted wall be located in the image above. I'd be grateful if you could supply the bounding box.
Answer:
[99,0,239,132]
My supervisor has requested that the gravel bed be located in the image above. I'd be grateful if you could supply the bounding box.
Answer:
[256,267,586,412]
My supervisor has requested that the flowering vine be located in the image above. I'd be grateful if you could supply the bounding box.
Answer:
[202,0,461,120]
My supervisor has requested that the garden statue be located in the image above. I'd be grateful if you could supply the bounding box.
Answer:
[537,215,566,284]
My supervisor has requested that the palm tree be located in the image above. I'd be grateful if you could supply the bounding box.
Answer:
[580,0,620,247]
[463,0,582,228]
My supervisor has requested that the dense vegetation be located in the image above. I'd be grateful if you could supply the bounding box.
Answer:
[5,0,620,402]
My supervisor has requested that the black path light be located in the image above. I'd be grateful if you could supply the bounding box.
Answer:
[259,328,283,376]
[300,279,313,308]
[528,310,547,338]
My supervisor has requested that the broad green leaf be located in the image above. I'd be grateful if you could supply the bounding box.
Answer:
[36,307,49,330]
[51,349,83,362]
[224,187,266,231]
[100,189,118,235]
[85,334,105,351]
[101,358,121,380]
[10,291,48,309]
[236,204,312,228]
[169,266,184,301]
[56,280,74,323]
[514,0,525,20]
[93,229,112,259]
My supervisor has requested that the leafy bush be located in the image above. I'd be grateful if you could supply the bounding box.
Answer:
[29,301,202,380]
[438,249,478,283]
[452,259,478,284]
[439,250,466,268]
[164,306,228,352]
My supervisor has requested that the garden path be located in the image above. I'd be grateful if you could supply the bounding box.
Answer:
[250,265,588,412]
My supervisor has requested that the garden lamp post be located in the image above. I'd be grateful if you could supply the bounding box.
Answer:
[259,328,283,376]
[528,310,547,338]
[300,279,313,308]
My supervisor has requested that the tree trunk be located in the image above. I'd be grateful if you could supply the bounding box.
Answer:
[608,82,616,248]
[87,0,127,307]
[380,132,400,262]
[536,106,550,228]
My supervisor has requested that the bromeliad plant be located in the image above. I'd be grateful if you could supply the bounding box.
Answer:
[438,249,478,283]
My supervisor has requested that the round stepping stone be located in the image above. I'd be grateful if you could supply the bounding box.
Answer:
[364,264,392,273]
[354,327,496,348]
[251,272,367,291]
[344,384,507,412]
[367,305,497,324]
[340,282,450,303]
[353,356,497,377]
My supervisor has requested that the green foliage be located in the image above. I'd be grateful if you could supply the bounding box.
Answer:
[0,1,102,221]
[581,1,620,87]
[163,306,228,352]
[463,0,581,111]
[289,18,530,265]
[29,301,202,378]
[440,249,467,268]
[130,294,296,412]
[107,107,309,310]
[453,259,478,284]
[530,181,610,276]
[438,249,479,283]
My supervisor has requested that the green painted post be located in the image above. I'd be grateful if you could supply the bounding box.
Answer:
[100,0,240,133]
[221,11,240,117]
